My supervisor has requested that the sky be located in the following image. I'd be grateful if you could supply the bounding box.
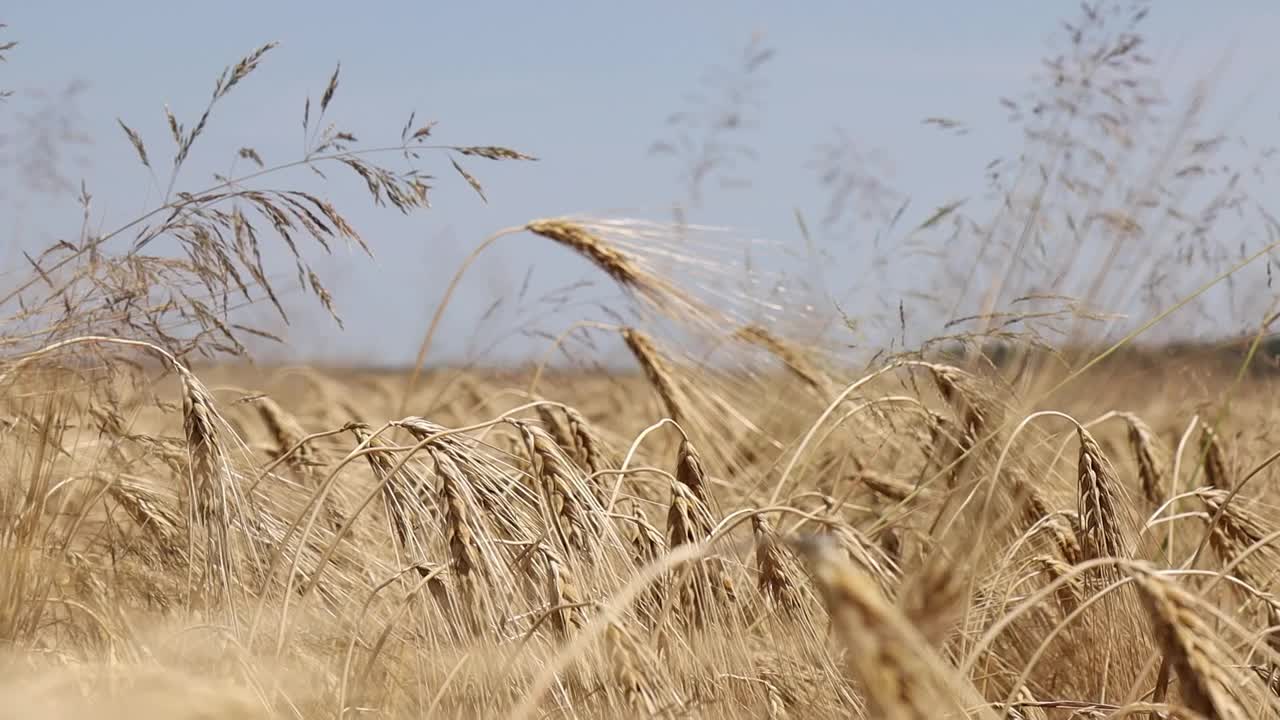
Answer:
[3,2,1279,367]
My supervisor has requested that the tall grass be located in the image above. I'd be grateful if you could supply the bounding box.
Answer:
[5,3,1280,719]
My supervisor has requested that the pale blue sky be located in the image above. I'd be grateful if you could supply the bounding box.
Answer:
[3,2,1278,366]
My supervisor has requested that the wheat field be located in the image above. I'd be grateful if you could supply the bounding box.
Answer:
[7,4,1280,719]
[6,335,1280,720]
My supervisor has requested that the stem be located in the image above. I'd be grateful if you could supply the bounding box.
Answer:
[399,226,523,416]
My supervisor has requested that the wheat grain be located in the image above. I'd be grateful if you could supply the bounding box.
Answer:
[1132,567,1251,720]
[1075,427,1134,564]
[1120,412,1167,505]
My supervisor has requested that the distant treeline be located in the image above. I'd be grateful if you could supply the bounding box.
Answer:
[929,335,1280,377]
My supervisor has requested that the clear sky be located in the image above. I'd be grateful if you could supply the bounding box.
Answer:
[3,2,1278,366]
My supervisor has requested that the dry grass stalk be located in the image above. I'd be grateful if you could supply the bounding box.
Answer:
[179,371,243,604]
[1200,424,1232,491]
[16,36,517,362]
[619,501,666,624]
[516,421,597,554]
[255,395,324,480]
[605,621,662,713]
[563,405,616,477]
[398,416,533,538]
[929,364,1000,452]
[1119,412,1167,505]
[525,219,651,299]
[535,405,575,458]
[675,437,717,514]
[524,218,710,324]
[752,514,804,614]
[1074,427,1134,565]
[667,480,736,621]
[793,537,988,720]
[429,449,483,585]
[858,470,927,504]
[994,687,1050,720]
[734,324,832,395]
[106,476,185,568]
[347,424,431,564]
[621,328,687,423]
[1032,555,1082,617]
[1132,568,1252,720]
[1195,487,1280,593]
[541,546,585,638]
[923,409,966,484]
[823,520,902,598]
[1011,475,1084,572]
[899,547,968,648]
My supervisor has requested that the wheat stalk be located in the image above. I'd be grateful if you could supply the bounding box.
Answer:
[621,327,687,423]
[1200,424,1232,491]
[751,513,804,614]
[1132,567,1252,720]
[900,547,968,648]
[1119,412,1167,505]
[792,537,992,720]
[734,324,832,395]
[1075,427,1135,564]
